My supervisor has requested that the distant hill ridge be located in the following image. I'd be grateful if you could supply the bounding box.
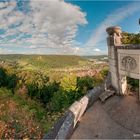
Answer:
[0,54,86,69]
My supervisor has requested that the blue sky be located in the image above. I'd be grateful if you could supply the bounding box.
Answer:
[0,0,140,55]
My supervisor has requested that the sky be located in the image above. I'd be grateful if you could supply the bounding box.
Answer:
[0,0,140,55]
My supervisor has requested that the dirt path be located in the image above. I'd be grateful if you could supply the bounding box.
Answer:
[71,94,140,139]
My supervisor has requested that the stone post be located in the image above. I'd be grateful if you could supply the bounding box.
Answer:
[106,26,122,94]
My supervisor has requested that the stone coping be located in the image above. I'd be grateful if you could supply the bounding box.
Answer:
[117,44,140,49]
[43,73,111,140]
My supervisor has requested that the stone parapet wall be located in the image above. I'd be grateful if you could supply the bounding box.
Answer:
[106,26,140,99]
[117,44,140,49]
[43,73,111,139]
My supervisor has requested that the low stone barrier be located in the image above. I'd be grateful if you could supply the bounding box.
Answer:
[43,73,111,139]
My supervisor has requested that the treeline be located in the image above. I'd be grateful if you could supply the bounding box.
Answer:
[0,55,86,69]
[0,65,108,112]
[122,32,140,44]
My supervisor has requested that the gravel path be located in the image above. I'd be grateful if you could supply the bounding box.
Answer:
[71,94,140,139]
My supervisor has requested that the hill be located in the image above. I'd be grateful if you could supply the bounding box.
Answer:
[0,54,86,69]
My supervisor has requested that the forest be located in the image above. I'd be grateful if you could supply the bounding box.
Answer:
[0,55,108,139]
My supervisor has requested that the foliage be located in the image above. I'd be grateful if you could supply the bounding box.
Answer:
[0,88,44,139]
[0,55,109,138]
[0,67,18,93]
[122,32,140,44]
[60,74,77,92]
[127,77,139,89]
[0,55,86,69]
[0,67,7,87]
[0,87,63,139]
[77,76,94,94]
[100,68,109,77]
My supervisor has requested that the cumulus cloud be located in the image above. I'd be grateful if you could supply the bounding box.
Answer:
[85,2,140,50]
[0,0,87,54]
[93,48,101,52]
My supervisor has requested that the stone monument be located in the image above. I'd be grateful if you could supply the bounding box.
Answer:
[106,26,140,100]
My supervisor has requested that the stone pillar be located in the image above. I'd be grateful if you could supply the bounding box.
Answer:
[119,75,127,95]
[106,26,122,94]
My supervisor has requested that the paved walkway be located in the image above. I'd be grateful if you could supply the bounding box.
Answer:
[71,94,140,139]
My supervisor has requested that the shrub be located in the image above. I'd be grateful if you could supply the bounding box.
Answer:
[0,67,7,87]
[0,67,18,93]
[6,74,18,93]
[100,68,108,77]
[60,74,77,92]
[39,81,60,105]
[51,90,69,111]
[127,77,139,89]
[77,76,94,94]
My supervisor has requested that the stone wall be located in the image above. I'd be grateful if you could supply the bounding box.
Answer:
[43,73,111,139]
[106,26,140,99]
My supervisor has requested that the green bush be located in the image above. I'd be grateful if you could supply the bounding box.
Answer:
[6,74,18,93]
[0,67,18,93]
[39,81,60,105]
[77,76,94,94]
[51,89,79,112]
[60,74,77,92]
[122,32,140,44]
[0,67,7,87]
[51,90,68,111]
[100,68,108,78]
[127,77,139,88]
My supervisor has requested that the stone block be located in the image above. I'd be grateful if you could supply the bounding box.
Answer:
[56,111,74,139]
[69,101,82,126]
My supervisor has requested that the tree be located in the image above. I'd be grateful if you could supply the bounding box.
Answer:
[122,32,140,44]
[0,68,7,87]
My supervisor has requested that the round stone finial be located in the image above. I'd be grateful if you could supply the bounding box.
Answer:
[106,26,122,46]
[106,26,122,35]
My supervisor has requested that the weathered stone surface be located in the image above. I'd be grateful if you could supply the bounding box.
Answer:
[69,101,82,126]
[106,26,122,46]
[107,26,140,99]
[99,89,115,102]
[106,26,120,93]
[43,111,71,139]
[78,96,89,120]
[71,95,140,139]
[117,44,140,49]
[56,111,74,139]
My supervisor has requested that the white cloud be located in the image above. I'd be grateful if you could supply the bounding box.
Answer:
[0,0,87,54]
[93,48,101,52]
[85,2,140,50]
